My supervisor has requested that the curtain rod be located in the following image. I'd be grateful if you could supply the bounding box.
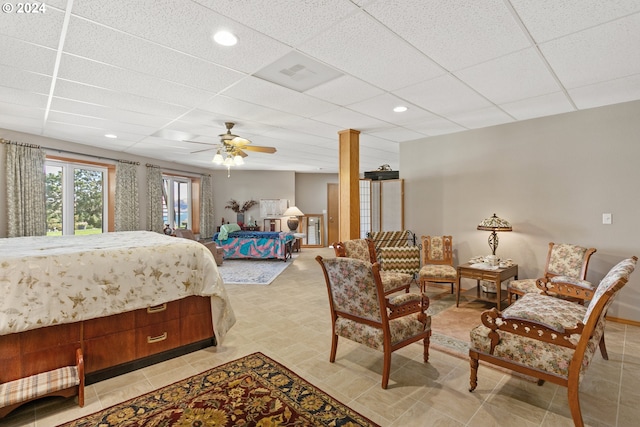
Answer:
[2,138,205,176]
[147,163,209,177]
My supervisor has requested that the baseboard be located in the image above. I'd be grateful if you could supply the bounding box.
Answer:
[606,315,640,327]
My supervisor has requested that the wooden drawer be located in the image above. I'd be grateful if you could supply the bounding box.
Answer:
[181,311,214,345]
[180,296,211,316]
[19,323,82,378]
[135,300,180,327]
[84,329,136,373]
[0,333,23,382]
[136,319,181,358]
[84,311,135,339]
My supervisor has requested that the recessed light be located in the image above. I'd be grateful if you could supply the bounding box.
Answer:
[105,134,117,139]
[213,30,238,46]
[393,106,408,113]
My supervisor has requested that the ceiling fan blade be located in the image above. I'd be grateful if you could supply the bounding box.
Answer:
[230,136,251,145]
[235,149,248,158]
[190,147,217,154]
[183,139,212,146]
[242,145,277,154]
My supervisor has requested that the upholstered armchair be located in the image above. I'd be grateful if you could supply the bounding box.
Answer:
[316,256,432,389]
[174,229,224,266]
[507,242,596,304]
[469,256,637,427]
[367,230,421,277]
[333,238,412,295]
[418,235,457,293]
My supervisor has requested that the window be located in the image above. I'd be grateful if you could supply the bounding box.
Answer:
[162,175,192,230]
[46,160,108,236]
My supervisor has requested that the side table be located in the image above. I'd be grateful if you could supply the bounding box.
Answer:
[456,263,518,311]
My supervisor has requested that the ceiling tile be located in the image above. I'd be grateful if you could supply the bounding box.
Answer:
[367,127,426,142]
[402,117,467,136]
[569,74,640,110]
[540,13,640,89]
[445,106,514,129]
[68,0,291,74]
[311,106,389,130]
[0,86,48,109]
[299,11,444,91]
[500,92,575,120]
[221,76,337,117]
[364,0,531,70]
[347,93,439,125]
[63,17,246,92]
[395,74,492,115]
[511,0,640,42]
[0,65,52,94]
[195,0,360,47]
[305,75,384,106]
[56,54,214,107]
[455,48,561,104]
[0,35,57,75]
[0,5,64,48]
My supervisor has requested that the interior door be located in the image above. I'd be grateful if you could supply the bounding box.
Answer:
[327,183,339,246]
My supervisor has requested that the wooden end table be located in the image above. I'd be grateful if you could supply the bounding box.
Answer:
[456,263,518,311]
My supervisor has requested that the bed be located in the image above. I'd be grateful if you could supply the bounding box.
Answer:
[213,230,295,261]
[0,231,236,385]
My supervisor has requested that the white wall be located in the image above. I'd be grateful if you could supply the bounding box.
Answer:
[401,100,640,322]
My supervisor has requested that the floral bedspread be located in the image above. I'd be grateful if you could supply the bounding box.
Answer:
[0,231,236,343]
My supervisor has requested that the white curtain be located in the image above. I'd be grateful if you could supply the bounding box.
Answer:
[4,141,47,237]
[146,164,164,233]
[200,174,215,238]
[114,161,140,231]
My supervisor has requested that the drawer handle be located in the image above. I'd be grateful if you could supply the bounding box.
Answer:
[147,303,167,314]
[147,332,167,344]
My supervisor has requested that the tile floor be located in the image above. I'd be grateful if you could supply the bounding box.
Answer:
[3,247,639,426]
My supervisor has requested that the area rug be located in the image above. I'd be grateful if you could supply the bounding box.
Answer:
[59,352,379,427]
[218,257,295,285]
[427,291,497,359]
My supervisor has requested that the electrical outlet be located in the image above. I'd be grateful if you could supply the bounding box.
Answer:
[602,213,612,225]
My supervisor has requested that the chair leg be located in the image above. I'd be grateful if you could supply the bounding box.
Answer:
[423,334,430,363]
[329,333,338,363]
[598,334,609,360]
[381,349,392,389]
[567,378,584,427]
[469,352,479,392]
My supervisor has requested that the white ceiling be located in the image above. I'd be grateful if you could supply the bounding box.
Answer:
[1,0,639,174]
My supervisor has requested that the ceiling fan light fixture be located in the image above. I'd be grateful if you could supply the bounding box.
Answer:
[212,151,224,164]
[213,30,238,46]
[233,154,244,165]
[223,156,234,167]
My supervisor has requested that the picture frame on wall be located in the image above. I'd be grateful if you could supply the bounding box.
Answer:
[260,199,288,218]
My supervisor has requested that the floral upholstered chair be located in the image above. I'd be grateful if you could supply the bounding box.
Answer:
[316,256,432,389]
[507,242,596,304]
[333,239,412,295]
[418,235,457,293]
[469,256,636,427]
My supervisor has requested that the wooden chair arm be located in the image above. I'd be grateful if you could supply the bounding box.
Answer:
[536,277,595,301]
[480,308,582,352]
[386,293,429,320]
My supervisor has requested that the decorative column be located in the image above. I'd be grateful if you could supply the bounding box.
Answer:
[338,129,360,241]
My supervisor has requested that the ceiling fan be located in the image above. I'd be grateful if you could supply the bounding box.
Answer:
[186,122,277,157]
[185,122,276,177]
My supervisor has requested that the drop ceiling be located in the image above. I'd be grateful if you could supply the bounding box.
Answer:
[1,0,639,173]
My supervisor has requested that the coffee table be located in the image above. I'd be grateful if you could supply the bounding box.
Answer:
[456,263,518,311]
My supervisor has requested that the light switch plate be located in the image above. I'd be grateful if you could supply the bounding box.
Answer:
[602,213,612,224]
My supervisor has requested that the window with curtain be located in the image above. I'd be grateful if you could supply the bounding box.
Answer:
[45,160,107,236]
[114,161,139,232]
[162,175,192,230]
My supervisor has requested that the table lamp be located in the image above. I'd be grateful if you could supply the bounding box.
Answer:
[477,213,512,255]
[283,206,304,231]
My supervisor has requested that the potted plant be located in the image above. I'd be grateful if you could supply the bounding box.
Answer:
[225,199,258,226]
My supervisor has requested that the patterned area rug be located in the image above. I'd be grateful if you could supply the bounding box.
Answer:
[59,352,379,427]
[218,257,295,285]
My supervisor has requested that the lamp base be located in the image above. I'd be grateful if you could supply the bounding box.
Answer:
[287,217,299,232]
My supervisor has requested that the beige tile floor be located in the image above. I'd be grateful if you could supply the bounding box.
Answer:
[3,247,640,426]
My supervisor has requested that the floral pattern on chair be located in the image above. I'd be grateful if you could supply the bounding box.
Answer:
[508,243,596,303]
[419,235,457,293]
[334,238,412,295]
[316,256,432,389]
[469,256,637,427]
